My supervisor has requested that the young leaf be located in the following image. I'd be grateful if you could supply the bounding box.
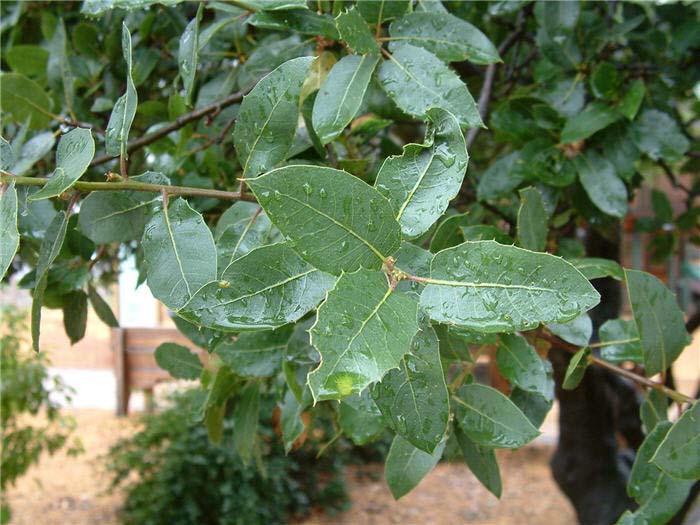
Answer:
[375,107,468,238]
[308,269,419,402]
[233,56,313,177]
[247,165,401,275]
[547,314,592,347]
[388,11,500,64]
[215,326,293,377]
[232,381,260,466]
[62,290,88,345]
[573,152,627,218]
[625,269,690,376]
[338,390,386,445]
[454,426,502,498]
[179,242,334,331]
[516,187,547,252]
[178,4,203,105]
[419,241,600,332]
[29,128,95,201]
[142,197,217,310]
[651,403,700,480]
[453,383,540,448]
[385,434,445,499]
[378,43,482,128]
[336,6,379,54]
[154,342,203,380]
[599,318,642,363]
[496,333,549,397]
[0,182,19,280]
[560,102,620,144]
[372,319,449,454]
[563,347,590,390]
[87,285,119,328]
[312,53,380,144]
[0,73,53,129]
[105,23,137,159]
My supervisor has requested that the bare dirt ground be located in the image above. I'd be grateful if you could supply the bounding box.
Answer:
[5,409,575,525]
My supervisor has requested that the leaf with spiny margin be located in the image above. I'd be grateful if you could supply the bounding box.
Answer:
[338,390,386,445]
[385,434,445,499]
[378,44,482,128]
[563,347,590,390]
[29,128,95,201]
[336,6,379,54]
[652,403,700,480]
[599,318,642,363]
[625,269,690,376]
[87,285,119,328]
[388,11,500,65]
[372,318,448,453]
[32,210,70,351]
[234,56,313,177]
[0,182,19,280]
[215,326,293,377]
[312,53,379,144]
[496,333,549,397]
[573,151,627,218]
[567,257,624,280]
[78,172,167,243]
[640,390,667,433]
[454,425,502,498]
[178,3,203,105]
[547,314,592,347]
[629,421,694,524]
[247,165,401,275]
[179,242,335,331]
[154,342,203,380]
[233,381,260,466]
[308,269,419,402]
[453,383,539,449]
[420,241,600,333]
[105,24,137,159]
[142,197,217,311]
[516,187,547,252]
[375,107,468,238]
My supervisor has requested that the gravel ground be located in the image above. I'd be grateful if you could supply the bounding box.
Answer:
[5,409,575,525]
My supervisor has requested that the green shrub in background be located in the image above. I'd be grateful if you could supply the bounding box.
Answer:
[0,307,81,524]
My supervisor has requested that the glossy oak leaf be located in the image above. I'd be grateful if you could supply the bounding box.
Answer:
[307,269,419,402]
[247,165,401,275]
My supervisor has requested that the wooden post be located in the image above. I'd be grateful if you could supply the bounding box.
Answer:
[112,328,128,416]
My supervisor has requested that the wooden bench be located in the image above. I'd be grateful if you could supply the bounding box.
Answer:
[111,327,207,416]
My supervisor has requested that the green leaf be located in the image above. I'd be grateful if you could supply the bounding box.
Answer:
[388,11,500,65]
[236,0,307,10]
[619,80,645,120]
[394,242,433,299]
[562,347,590,390]
[630,421,694,524]
[573,151,627,218]
[420,241,600,332]
[11,132,56,176]
[142,197,217,310]
[154,342,203,380]
[560,102,620,144]
[178,4,203,105]
[77,172,165,243]
[477,152,522,201]
[105,23,137,159]
[280,388,306,453]
[234,56,313,177]
[248,165,401,275]
[454,426,502,498]
[631,109,689,163]
[4,45,49,76]
[215,326,292,377]
[356,0,410,24]
[547,314,592,347]
[640,390,668,433]
[378,43,482,128]
[614,511,649,525]
[429,210,481,252]
[372,319,449,453]
[0,137,14,171]
[516,187,547,252]
[652,403,700,480]
[0,72,53,129]
[80,0,185,16]
[385,434,445,499]
[232,381,260,466]
[87,285,119,328]
[496,333,549,397]
[336,6,379,54]
[510,387,553,428]
[338,390,386,445]
[312,54,380,144]
[567,257,624,280]
[47,18,75,114]
[308,269,419,402]
[29,128,95,201]
[375,107,468,238]
[180,242,334,331]
[453,383,540,448]
[0,183,19,280]
[32,210,70,351]
[625,269,690,376]
[599,319,642,363]
[62,290,88,345]
[248,9,339,39]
